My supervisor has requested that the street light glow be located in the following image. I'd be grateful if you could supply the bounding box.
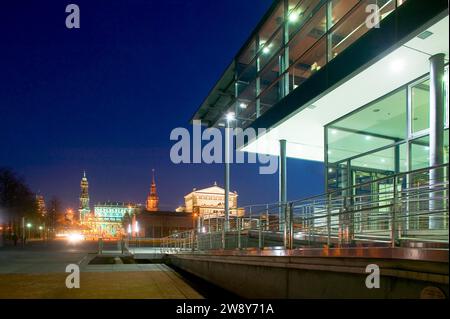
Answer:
[26,223,32,228]
[226,112,235,122]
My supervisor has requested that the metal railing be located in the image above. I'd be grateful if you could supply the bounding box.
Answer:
[161,164,449,253]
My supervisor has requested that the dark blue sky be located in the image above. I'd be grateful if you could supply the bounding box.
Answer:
[0,0,324,210]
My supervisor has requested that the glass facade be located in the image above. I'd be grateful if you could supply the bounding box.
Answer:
[325,68,449,194]
[233,0,404,127]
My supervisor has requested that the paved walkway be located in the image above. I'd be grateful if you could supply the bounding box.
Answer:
[0,241,203,299]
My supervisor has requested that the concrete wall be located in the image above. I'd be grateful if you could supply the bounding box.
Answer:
[168,254,448,299]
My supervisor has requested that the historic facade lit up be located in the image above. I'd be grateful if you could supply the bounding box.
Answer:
[177,183,242,219]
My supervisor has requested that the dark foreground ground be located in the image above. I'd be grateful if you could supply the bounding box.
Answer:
[0,239,203,299]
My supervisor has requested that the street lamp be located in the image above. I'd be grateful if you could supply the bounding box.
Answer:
[26,223,32,239]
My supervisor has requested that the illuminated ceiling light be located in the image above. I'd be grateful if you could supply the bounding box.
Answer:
[288,12,299,23]
[226,112,236,122]
[381,158,386,163]
[331,129,338,135]
[390,59,405,72]
[328,168,333,173]
[417,30,433,40]
[262,46,270,54]
[365,136,372,141]
[239,102,248,109]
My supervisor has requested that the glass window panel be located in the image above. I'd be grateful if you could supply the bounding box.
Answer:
[237,60,257,85]
[327,89,407,163]
[236,100,258,125]
[259,78,283,115]
[445,66,449,128]
[351,146,396,175]
[287,0,324,39]
[330,0,395,60]
[411,79,430,134]
[237,38,257,77]
[410,135,430,170]
[444,129,449,164]
[290,35,326,84]
[259,55,281,93]
[236,79,256,102]
[259,29,284,71]
[288,3,326,65]
[329,0,359,29]
[259,3,284,45]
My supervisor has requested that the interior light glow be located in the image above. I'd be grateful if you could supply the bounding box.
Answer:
[365,136,372,140]
[390,59,405,72]
[239,102,248,109]
[288,12,299,23]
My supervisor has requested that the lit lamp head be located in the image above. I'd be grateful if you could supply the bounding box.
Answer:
[288,12,299,23]
[26,223,32,228]
[226,112,235,122]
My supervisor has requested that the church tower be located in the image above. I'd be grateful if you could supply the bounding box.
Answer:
[146,169,159,212]
[79,171,90,222]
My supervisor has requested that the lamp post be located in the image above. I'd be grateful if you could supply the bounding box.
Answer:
[224,112,235,232]
[26,223,32,240]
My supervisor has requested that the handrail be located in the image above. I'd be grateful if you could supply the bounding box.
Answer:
[160,164,448,254]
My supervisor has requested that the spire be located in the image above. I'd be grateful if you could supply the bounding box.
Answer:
[146,168,159,212]
[83,170,86,178]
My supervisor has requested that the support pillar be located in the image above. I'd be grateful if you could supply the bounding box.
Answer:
[429,53,445,230]
[279,140,287,231]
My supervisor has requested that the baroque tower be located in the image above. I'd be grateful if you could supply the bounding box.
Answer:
[146,169,159,212]
[79,171,90,222]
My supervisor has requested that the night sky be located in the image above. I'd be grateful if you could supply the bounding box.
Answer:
[0,0,324,211]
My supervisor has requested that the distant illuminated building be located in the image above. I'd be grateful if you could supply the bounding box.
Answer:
[90,202,141,237]
[177,182,243,219]
[146,169,159,211]
[78,171,90,223]
[36,195,46,217]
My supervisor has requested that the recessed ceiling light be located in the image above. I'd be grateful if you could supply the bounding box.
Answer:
[391,59,405,72]
[417,30,433,40]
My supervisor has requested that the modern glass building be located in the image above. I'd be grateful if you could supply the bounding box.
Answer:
[193,0,449,237]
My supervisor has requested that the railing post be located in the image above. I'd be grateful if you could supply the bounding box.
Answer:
[391,177,398,248]
[266,204,269,231]
[237,217,241,250]
[288,203,294,250]
[327,193,332,247]
[283,203,288,249]
[98,237,103,255]
[222,218,226,249]
[258,216,263,249]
